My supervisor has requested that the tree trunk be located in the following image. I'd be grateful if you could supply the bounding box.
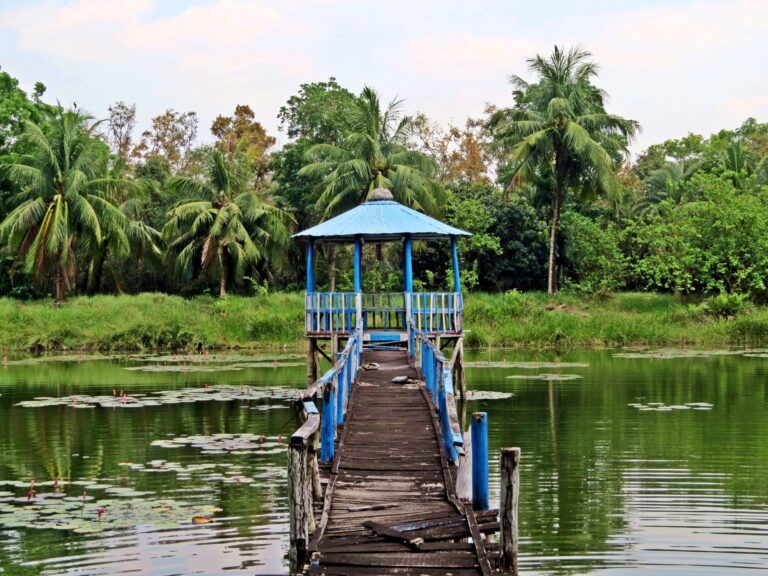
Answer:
[219,252,228,298]
[328,245,336,292]
[547,193,561,295]
[548,150,565,295]
[55,268,65,303]
[87,248,105,295]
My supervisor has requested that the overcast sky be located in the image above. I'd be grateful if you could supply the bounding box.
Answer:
[1,0,766,154]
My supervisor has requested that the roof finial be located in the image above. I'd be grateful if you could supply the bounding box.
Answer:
[366,188,394,202]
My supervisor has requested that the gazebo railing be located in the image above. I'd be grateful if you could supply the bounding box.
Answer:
[361,293,407,330]
[306,291,463,335]
[410,292,463,334]
[305,292,360,333]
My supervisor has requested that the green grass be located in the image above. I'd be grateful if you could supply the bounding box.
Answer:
[1,291,767,352]
[463,291,768,349]
[0,293,305,352]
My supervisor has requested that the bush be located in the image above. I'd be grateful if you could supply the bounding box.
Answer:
[702,292,749,319]
[560,212,626,294]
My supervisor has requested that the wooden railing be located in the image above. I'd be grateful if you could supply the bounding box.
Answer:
[413,326,464,465]
[288,322,363,570]
[306,291,463,335]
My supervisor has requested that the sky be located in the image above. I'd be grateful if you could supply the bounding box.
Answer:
[1,0,767,153]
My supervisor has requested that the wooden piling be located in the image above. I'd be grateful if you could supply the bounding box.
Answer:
[306,339,317,386]
[499,447,521,575]
[288,413,320,571]
[471,412,489,510]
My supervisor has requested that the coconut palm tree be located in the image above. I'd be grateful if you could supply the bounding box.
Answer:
[163,149,291,297]
[489,46,639,293]
[298,86,444,216]
[0,108,138,301]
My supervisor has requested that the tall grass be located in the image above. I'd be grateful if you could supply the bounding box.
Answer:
[1,291,767,352]
[0,293,305,352]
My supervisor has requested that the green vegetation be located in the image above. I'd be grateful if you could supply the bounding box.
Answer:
[0,293,305,351]
[2,292,768,352]
[2,46,768,320]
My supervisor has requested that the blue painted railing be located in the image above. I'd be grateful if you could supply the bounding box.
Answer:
[296,322,363,463]
[305,291,463,335]
[413,327,464,465]
[410,292,463,334]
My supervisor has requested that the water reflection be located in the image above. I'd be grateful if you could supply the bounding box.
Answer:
[0,349,767,574]
[468,349,768,575]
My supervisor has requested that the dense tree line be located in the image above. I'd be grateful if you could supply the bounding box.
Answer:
[1,46,767,303]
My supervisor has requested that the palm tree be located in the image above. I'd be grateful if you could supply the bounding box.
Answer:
[631,161,697,218]
[298,86,444,216]
[163,149,291,297]
[489,46,639,293]
[298,86,444,286]
[0,109,138,301]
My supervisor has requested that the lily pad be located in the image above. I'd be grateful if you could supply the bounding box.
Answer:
[15,385,299,410]
[506,373,583,381]
[465,390,514,400]
[614,349,742,359]
[467,361,589,369]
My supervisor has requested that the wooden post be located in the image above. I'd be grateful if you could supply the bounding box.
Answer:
[456,430,472,502]
[309,428,322,501]
[288,413,319,571]
[471,412,489,510]
[499,447,521,574]
[307,339,317,386]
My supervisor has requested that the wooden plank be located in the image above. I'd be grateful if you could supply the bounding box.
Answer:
[465,505,493,576]
[320,552,479,568]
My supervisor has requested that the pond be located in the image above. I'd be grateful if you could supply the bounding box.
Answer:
[0,349,766,575]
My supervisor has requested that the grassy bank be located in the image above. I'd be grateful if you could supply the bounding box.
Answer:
[463,291,768,348]
[0,293,306,352]
[1,292,768,352]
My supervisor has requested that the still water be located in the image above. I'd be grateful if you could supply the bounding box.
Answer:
[0,349,766,575]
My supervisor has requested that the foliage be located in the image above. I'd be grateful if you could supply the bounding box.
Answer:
[106,101,136,164]
[560,211,626,294]
[702,292,749,319]
[133,109,198,172]
[299,86,444,216]
[277,77,358,144]
[163,149,292,297]
[211,105,275,180]
[0,108,143,301]
[489,45,638,293]
[626,173,768,299]
[413,115,494,184]
[0,67,50,153]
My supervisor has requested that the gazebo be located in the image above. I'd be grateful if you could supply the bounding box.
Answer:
[292,188,471,383]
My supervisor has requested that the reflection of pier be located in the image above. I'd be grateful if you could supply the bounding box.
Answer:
[287,190,521,574]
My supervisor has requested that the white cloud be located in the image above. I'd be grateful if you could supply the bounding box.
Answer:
[0,0,316,140]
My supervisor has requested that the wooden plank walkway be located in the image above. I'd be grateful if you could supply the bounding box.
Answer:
[306,349,498,575]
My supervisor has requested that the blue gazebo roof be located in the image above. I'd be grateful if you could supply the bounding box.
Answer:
[293,192,471,243]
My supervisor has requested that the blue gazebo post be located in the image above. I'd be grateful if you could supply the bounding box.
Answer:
[354,237,363,328]
[404,235,414,357]
[306,240,315,293]
[451,237,461,292]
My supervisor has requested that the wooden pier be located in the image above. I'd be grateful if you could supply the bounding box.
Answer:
[289,329,520,575]
[288,188,520,575]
